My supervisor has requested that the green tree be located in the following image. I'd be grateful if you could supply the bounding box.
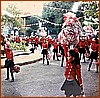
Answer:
[42,1,74,34]
[1,4,25,33]
[42,1,74,24]
[25,16,39,36]
[76,1,99,29]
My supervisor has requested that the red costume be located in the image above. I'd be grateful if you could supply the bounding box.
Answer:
[88,37,92,45]
[35,37,39,45]
[91,41,98,52]
[16,36,21,43]
[84,40,89,47]
[30,37,34,43]
[40,37,44,44]
[4,44,13,61]
[25,37,29,44]
[42,42,49,65]
[42,42,48,49]
[53,43,58,50]
[64,62,83,88]
[63,44,68,60]
[4,43,14,82]
[48,38,53,45]
[78,40,85,48]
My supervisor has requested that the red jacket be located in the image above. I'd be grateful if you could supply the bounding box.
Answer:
[64,62,83,87]
[48,39,53,44]
[35,37,39,44]
[42,42,48,49]
[53,43,58,49]
[91,42,98,52]
[30,37,34,43]
[62,44,68,60]
[88,38,92,45]
[78,40,85,48]
[4,47,13,61]
[25,38,29,44]
[40,37,44,43]
[16,37,20,43]
[84,40,89,47]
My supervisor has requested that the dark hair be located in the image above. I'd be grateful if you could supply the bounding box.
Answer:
[69,49,80,65]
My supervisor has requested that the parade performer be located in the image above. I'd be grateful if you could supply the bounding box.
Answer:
[15,35,21,43]
[30,35,34,46]
[25,36,29,46]
[87,35,92,46]
[76,37,86,63]
[34,36,39,49]
[61,49,84,97]
[53,41,59,61]
[46,36,52,51]
[60,43,68,67]
[4,41,15,82]
[39,37,44,49]
[58,42,61,53]
[84,38,90,58]
[41,39,49,65]
[88,38,99,73]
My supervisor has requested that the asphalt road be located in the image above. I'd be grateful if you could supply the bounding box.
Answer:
[1,54,99,97]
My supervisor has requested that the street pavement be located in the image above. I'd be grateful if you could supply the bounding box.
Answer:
[1,46,99,97]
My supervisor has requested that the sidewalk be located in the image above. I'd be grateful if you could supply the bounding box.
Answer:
[1,48,43,68]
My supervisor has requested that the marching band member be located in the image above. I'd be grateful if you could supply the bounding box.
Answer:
[4,41,15,82]
[53,41,59,61]
[41,39,49,65]
[76,37,86,63]
[88,38,99,73]
[61,49,84,97]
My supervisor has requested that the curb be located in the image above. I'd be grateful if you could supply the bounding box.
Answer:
[1,58,43,69]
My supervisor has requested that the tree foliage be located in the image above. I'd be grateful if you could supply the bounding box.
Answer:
[42,1,74,24]
[42,1,74,34]
[1,4,24,32]
[76,1,99,29]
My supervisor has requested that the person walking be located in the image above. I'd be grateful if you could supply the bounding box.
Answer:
[60,43,68,67]
[85,38,90,54]
[61,49,84,97]
[53,42,59,61]
[25,36,29,46]
[4,41,15,82]
[76,37,86,63]
[88,38,99,73]
[41,39,49,65]
[39,37,44,49]
[60,45,64,67]
[34,36,39,50]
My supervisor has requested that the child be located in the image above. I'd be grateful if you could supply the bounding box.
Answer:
[61,49,84,97]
